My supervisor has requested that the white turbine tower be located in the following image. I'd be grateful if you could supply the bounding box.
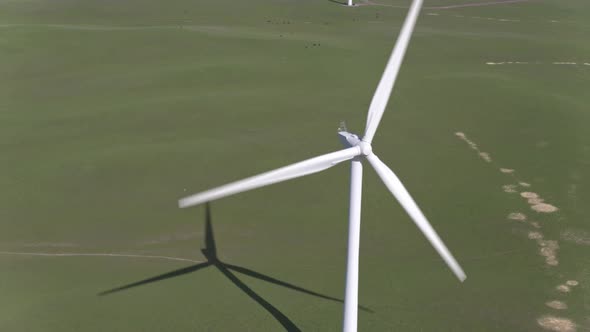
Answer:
[178,0,466,330]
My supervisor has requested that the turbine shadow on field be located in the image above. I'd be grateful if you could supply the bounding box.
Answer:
[100,203,371,331]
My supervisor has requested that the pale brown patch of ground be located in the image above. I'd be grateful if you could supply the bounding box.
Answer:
[544,242,559,255]
[519,182,531,187]
[513,190,557,212]
[539,240,559,266]
[556,284,571,293]
[528,197,545,205]
[528,231,543,240]
[565,280,578,287]
[503,184,517,193]
[532,203,559,213]
[520,192,554,208]
[537,315,577,332]
[521,192,539,199]
[454,132,480,150]
[508,212,527,221]
[479,152,492,162]
[500,168,514,173]
[538,239,558,248]
[561,229,590,246]
[546,300,568,310]
[529,221,541,228]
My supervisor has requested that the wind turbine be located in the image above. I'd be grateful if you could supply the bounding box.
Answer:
[178,0,466,331]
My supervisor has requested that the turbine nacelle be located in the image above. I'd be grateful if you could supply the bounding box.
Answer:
[337,121,361,149]
[337,130,361,149]
[337,130,372,157]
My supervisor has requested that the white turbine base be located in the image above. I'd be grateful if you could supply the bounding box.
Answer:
[343,159,363,332]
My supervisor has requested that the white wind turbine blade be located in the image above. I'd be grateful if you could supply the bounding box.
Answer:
[179,146,361,208]
[363,0,423,144]
[366,153,466,281]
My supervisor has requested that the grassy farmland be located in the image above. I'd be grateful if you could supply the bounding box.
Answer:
[1,0,589,330]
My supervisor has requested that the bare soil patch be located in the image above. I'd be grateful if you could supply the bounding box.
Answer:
[521,192,539,199]
[545,300,568,310]
[556,284,571,293]
[528,198,545,205]
[479,152,492,162]
[528,231,543,240]
[538,240,559,266]
[532,203,559,213]
[529,221,541,228]
[508,212,526,221]
[503,184,517,193]
[537,315,576,332]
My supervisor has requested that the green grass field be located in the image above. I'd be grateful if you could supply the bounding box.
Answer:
[1,0,589,330]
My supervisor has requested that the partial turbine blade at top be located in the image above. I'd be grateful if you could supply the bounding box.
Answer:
[179,146,361,208]
[366,153,466,282]
[362,0,424,144]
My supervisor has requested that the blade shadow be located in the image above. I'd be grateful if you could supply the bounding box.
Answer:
[225,263,372,313]
[100,203,371,330]
[214,262,300,331]
[99,262,211,296]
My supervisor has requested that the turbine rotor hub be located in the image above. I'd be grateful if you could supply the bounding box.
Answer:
[358,141,372,156]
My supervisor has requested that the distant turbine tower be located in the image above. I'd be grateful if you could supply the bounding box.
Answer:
[178,0,466,331]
